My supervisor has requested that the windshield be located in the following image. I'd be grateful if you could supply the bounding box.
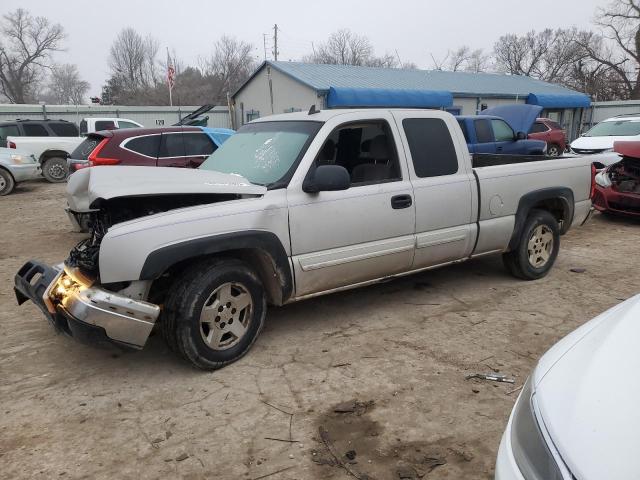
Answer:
[200,121,322,186]
[584,120,640,137]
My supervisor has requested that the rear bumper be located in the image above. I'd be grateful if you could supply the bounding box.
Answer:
[14,260,160,349]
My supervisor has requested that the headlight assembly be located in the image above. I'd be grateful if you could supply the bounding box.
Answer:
[510,376,564,480]
[594,170,611,188]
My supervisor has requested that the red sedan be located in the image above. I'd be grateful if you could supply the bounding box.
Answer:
[528,118,567,156]
[593,141,640,217]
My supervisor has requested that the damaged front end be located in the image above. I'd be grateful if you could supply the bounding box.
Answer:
[593,151,640,216]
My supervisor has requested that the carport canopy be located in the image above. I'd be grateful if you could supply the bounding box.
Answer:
[526,93,591,109]
[327,86,453,109]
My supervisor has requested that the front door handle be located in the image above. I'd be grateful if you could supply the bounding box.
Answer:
[391,194,412,209]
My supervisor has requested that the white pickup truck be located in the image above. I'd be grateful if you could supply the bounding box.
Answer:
[14,108,595,370]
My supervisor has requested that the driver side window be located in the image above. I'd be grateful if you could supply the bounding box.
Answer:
[314,121,401,186]
[491,119,515,142]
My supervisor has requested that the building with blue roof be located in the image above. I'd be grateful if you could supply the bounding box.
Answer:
[232,61,591,140]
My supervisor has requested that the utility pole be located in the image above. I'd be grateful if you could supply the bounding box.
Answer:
[273,24,279,61]
[263,34,268,61]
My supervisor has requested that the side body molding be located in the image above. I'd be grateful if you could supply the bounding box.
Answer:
[508,187,574,250]
[139,230,293,303]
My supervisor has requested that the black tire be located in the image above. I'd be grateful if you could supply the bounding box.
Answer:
[547,144,561,157]
[161,257,267,370]
[0,168,15,196]
[41,157,68,183]
[502,209,560,280]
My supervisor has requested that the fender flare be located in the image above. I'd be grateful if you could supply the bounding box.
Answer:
[139,230,293,302]
[508,187,574,250]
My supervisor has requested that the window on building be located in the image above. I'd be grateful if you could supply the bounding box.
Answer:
[403,118,458,177]
[49,122,79,137]
[125,135,161,157]
[491,119,515,141]
[23,123,49,136]
[474,119,493,143]
[315,120,401,186]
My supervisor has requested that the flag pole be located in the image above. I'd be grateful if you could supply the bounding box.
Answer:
[167,47,173,107]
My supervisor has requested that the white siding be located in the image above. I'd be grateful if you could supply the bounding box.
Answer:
[233,66,323,127]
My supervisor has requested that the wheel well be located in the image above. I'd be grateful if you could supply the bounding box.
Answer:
[530,198,568,230]
[40,150,69,162]
[149,249,289,307]
[0,165,15,181]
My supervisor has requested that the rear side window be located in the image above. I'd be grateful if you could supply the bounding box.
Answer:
[402,118,458,178]
[71,136,102,160]
[474,119,493,143]
[548,121,562,130]
[529,122,548,134]
[125,135,161,157]
[23,123,49,136]
[0,124,19,142]
[457,119,470,142]
[159,133,185,158]
[183,132,215,156]
[49,122,79,136]
[118,120,140,129]
[95,120,116,131]
[492,119,514,141]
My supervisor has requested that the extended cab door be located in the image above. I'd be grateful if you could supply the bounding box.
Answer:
[287,112,416,297]
[470,118,497,153]
[392,111,477,269]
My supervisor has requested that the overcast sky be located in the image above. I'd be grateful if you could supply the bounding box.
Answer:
[4,0,609,96]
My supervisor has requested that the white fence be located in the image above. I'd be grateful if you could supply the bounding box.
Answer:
[0,104,232,129]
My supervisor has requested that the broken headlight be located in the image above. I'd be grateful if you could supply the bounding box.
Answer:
[510,376,565,480]
[594,169,611,188]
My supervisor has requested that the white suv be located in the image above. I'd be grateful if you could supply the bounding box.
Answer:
[571,114,640,154]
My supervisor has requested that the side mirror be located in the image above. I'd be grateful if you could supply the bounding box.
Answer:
[516,131,527,140]
[303,165,350,193]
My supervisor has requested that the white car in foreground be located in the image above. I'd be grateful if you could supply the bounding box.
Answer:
[495,294,640,479]
[571,114,640,154]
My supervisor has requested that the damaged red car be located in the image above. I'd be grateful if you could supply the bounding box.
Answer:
[593,141,640,217]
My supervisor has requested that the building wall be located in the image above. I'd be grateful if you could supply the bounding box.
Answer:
[0,104,231,128]
[233,66,322,128]
[586,100,640,126]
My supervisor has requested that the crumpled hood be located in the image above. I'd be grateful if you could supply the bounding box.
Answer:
[66,166,266,212]
[480,104,543,134]
[533,295,640,480]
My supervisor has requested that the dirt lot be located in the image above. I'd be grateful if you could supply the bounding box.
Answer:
[1,180,638,480]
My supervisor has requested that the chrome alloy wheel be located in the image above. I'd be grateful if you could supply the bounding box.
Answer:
[199,282,253,351]
[527,225,554,268]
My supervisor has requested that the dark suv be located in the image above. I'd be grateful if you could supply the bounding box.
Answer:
[68,126,234,172]
[0,119,79,146]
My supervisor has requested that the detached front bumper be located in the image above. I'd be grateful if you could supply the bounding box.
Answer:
[14,260,160,349]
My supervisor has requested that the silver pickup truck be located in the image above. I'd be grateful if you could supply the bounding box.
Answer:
[14,108,595,370]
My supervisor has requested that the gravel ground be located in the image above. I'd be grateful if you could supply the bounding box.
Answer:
[1,180,638,480]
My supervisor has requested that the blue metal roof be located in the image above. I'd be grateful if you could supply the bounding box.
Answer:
[527,93,590,108]
[327,87,453,109]
[235,61,589,104]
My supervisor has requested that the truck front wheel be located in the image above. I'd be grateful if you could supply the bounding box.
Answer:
[42,157,68,183]
[503,209,560,280]
[162,258,267,370]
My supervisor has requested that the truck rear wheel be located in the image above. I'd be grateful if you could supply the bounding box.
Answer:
[42,157,68,183]
[503,209,560,280]
[0,168,15,195]
[161,258,267,370]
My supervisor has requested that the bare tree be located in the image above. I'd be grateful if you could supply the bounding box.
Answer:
[0,8,64,103]
[465,49,490,73]
[448,46,471,71]
[42,64,90,104]
[203,36,256,101]
[574,0,640,99]
[108,27,159,93]
[304,29,373,66]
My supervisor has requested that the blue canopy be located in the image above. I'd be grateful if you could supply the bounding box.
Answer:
[527,93,591,109]
[202,127,235,146]
[480,104,543,134]
[327,86,453,109]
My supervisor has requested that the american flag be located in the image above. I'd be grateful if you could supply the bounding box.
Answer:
[167,52,175,90]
